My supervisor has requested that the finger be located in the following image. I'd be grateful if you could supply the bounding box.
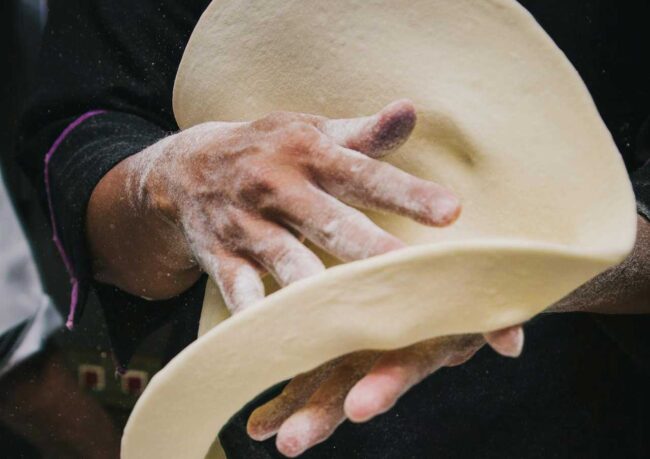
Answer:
[319,99,417,158]
[484,325,524,358]
[273,183,406,261]
[248,360,340,441]
[344,341,447,423]
[344,335,483,423]
[276,352,379,457]
[229,211,325,287]
[314,142,460,227]
[192,243,264,314]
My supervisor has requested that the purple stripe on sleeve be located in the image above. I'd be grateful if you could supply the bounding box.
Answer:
[43,110,106,330]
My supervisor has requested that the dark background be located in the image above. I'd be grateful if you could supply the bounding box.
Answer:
[0,4,172,456]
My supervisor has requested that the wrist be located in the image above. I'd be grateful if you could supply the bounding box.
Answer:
[547,214,650,314]
[87,139,200,299]
[124,134,180,219]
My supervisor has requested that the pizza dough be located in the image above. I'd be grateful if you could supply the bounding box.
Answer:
[122,1,637,457]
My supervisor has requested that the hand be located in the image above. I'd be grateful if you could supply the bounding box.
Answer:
[247,325,524,457]
[87,100,460,307]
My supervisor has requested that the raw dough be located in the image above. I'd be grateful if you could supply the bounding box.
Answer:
[122,1,637,457]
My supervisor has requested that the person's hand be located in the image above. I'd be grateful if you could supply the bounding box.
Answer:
[87,100,460,307]
[247,325,524,457]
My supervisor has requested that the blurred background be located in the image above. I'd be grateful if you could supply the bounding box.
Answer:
[0,2,171,457]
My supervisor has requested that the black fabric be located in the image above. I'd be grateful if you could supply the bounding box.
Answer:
[94,276,205,369]
[13,0,650,457]
[16,0,209,360]
[40,112,169,322]
[222,314,650,459]
[592,314,650,375]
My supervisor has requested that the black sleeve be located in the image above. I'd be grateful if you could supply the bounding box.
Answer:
[15,0,209,367]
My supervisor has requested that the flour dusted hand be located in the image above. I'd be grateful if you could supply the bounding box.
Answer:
[247,326,524,457]
[87,100,460,309]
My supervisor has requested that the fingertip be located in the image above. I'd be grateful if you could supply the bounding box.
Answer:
[486,326,524,358]
[414,191,461,227]
[367,100,417,156]
[510,326,525,358]
[431,194,462,226]
[322,99,417,157]
[276,436,303,458]
[344,373,398,423]
[275,412,312,457]
[383,99,416,120]
[276,438,303,458]
[344,382,379,423]
[246,415,275,442]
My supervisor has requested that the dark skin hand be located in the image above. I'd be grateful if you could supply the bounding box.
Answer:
[87,100,649,457]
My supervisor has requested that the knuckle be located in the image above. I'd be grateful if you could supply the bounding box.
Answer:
[281,122,322,151]
[315,210,354,245]
[270,243,296,267]
[252,111,296,130]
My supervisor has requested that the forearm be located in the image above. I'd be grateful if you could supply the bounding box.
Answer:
[549,215,650,314]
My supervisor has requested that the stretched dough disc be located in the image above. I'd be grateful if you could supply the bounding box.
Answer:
[123,1,637,457]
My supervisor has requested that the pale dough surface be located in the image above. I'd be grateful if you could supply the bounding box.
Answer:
[122,1,637,457]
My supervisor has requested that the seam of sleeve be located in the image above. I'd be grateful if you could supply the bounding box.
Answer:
[43,109,106,330]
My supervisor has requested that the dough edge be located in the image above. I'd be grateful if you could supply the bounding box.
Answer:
[122,239,621,458]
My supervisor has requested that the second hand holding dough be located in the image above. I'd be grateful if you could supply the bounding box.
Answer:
[246,324,523,457]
